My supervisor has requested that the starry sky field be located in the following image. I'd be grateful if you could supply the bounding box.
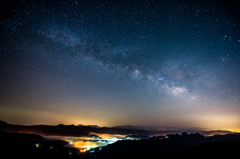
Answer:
[1,0,240,132]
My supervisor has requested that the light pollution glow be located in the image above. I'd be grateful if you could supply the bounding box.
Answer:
[0,100,239,133]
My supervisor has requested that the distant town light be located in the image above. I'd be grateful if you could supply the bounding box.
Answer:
[35,143,40,148]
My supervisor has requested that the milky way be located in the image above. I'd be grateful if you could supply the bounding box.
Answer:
[1,0,240,131]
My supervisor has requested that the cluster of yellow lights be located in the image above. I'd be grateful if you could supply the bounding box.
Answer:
[79,148,87,153]
[66,133,126,153]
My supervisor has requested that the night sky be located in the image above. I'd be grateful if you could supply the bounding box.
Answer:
[1,0,240,132]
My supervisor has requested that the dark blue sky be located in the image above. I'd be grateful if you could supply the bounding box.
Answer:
[0,0,240,131]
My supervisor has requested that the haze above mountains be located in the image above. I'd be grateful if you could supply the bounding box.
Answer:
[0,120,234,137]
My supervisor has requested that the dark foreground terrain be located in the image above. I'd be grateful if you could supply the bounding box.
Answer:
[0,131,81,158]
[1,130,240,159]
[95,132,240,159]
